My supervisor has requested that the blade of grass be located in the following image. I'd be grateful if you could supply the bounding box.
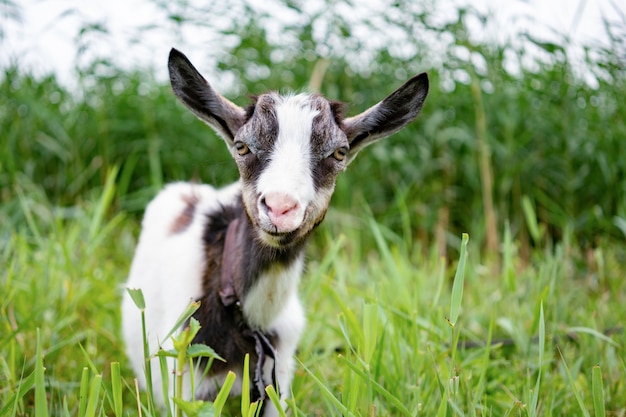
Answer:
[369,218,401,280]
[0,370,35,417]
[135,289,155,414]
[310,233,345,281]
[247,401,261,417]
[432,256,446,306]
[470,314,495,408]
[558,346,591,417]
[78,367,89,417]
[148,137,163,190]
[522,195,542,245]
[336,311,359,357]
[16,187,43,246]
[436,392,447,417]
[297,358,355,417]
[503,221,517,292]
[126,288,146,310]
[265,385,287,417]
[60,397,71,417]
[362,303,377,365]
[87,165,118,242]
[528,303,545,417]
[35,328,48,417]
[565,327,619,346]
[158,353,173,417]
[134,379,143,417]
[78,344,101,378]
[117,152,139,200]
[126,287,153,408]
[242,354,251,417]
[591,365,605,417]
[160,300,202,347]
[110,362,123,417]
[448,233,469,327]
[84,373,102,417]
[213,371,236,415]
[339,355,412,417]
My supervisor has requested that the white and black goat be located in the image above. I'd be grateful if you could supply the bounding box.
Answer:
[122,48,429,415]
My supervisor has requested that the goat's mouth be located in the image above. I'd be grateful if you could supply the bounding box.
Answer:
[256,212,310,247]
[257,205,307,234]
[263,227,289,236]
[258,214,302,234]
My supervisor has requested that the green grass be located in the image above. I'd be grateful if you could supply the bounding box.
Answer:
[1,184,624,416]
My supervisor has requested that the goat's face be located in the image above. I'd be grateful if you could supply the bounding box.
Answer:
[168,48,429,247]
[234,93,348,246]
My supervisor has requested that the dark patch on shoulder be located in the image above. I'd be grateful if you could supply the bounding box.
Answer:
[169,193,200,235]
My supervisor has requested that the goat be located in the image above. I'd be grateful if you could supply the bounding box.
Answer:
[121,48,429,416]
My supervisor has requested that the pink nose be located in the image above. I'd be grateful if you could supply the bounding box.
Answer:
[262,192,300,230]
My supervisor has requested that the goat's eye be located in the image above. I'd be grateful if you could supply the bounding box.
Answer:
[234,141,250,156]
[332,147,348,161]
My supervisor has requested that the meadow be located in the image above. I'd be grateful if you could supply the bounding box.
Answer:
[1,2,625,416]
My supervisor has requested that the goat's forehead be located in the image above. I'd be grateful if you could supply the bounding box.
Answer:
[244,93,345,151]
[255,92,330,119]
[252,93,342,122]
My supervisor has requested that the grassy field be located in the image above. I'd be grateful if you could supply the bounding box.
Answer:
[1,179,625,416]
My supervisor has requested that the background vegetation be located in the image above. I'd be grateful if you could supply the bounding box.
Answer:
[1,0,625,415]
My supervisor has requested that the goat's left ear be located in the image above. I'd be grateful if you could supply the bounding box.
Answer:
[168,48,247,145]
[342,73,429,164]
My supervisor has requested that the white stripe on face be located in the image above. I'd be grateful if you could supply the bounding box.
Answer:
[256,94,319,235]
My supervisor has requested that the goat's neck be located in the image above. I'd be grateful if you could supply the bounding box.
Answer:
[230,210,307,330]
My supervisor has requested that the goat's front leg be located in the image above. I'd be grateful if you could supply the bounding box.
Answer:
[263,294,305,416]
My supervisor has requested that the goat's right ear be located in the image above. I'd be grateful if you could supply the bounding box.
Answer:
[168,48,246,145]
[342,73,429,164]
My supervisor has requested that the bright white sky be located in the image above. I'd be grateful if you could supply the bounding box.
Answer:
[0,0,620,88]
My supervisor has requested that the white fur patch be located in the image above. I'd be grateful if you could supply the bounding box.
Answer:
[256,95,318,235]
[242,253,305,330]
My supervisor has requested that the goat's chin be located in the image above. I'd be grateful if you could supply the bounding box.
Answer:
[255,219,315,249]
[256,228,299,248]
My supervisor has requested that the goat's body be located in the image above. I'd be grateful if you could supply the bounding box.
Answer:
[122,48,428,416]
[122,181,305,410]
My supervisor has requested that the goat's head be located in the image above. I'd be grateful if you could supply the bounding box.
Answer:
[168,48,429,248]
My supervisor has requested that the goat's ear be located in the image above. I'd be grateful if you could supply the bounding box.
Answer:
[168,48,246,145]
[342,73,429,164]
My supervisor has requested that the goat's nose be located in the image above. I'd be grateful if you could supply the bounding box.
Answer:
[263,192,299,217]
[262,192,300,230]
